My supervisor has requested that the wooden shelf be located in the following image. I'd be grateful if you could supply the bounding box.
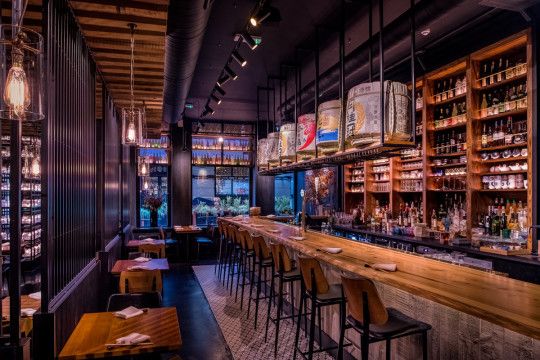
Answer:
[369,190,390,194]
[477,170,527,176]
[430,121,467,132]
[371,179,390,183]
[478,156,527,163]
[428,189,467,192]
[429,152,466,158]
[428,92,466,106]
[477,143,526,151]
[400,165,423,171]
[475,189,527,192]
[430,162,467,168]
[472,71,527,91]
[473,108,527,121]
[400,157,423,163]
[397,190,423,193]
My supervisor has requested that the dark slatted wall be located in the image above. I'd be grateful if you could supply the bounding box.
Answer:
[45,0,97,300]
[103,94,120,242]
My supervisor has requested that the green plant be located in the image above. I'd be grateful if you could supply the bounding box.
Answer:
[275,195,293,215]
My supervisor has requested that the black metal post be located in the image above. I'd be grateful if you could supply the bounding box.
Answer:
[368,0,373,82]
[379,0,385,145]
[295,58,299,163]
[339,0,346,152]
[315,27,320,159]
[531,9,539,255]
[410,0,416,145]
[9,121,22,346]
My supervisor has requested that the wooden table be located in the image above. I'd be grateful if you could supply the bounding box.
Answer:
[173,226,203,262]
[2,295,41,336]
[126,239,165,248]
[110,258,169,275]
[58,307,181,359]
[222,217,540,340]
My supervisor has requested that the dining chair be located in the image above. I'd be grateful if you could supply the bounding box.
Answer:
[128,251,144,260]
[138,243,166,258]
[106,292,163,311]
[119,269,163,294]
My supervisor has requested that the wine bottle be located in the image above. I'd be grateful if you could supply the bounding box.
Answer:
[481,124,488,148]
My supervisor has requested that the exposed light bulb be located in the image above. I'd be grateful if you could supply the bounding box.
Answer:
[31,157,40,177]
[143,179,149,190]
[4,50,30,119]
[126,121,136,143]
[141,162,148,176]
[218,136,224,143]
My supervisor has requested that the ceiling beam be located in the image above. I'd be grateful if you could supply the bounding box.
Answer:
[70,0,168,13]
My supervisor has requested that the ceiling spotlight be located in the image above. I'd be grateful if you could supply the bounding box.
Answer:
[217,73,230,86]
[231,50,247,67]
[250,5,280,27]
[211,94,222,105]
[240,31,259,50]
[420,28,431,36]
[224,65,238,80]
[214,85,226,96]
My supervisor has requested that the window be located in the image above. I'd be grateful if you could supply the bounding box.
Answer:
[138,149,170,228]
[275,173,294,215]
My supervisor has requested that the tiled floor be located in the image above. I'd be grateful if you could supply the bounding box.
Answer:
[162,262,233,360]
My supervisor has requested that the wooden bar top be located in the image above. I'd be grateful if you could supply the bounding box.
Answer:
[173,225,203,234]
[126,239,165,248]
[222,217,540,340]
[58,307,181,359]
[2,295,41,336]
[111,259,169,275]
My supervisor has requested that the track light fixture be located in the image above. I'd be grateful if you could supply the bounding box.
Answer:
[231,50,247,67]
[217,73,230,86]
[224,65,238,80]
[214,85,226,96]
[250,4,281,27]
[240,31,258,50]
[211,93,222,105]
[203,104,215,116]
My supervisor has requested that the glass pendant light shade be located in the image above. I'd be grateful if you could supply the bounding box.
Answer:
[122,107,144,145]
[138,156,149,176]
[0,25,44,121]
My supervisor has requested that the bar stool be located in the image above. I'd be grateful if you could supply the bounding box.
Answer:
[293,256,348,360]
[340,275,431,360]
[225,224,240,291]
[215,219,226,276]
[247,234,273,328]
[265,243,303,357]
[220,222,233,284]
[235,228,256,309]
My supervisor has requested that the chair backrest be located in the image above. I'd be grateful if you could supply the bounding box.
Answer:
[119,270,163,294]
[252,234,271,260]
[237,229,250,250]
[298,256,329,294]
[341,275,388,326]
[138,243,166,258]
[128,251,144,260]
[106,292,163,311]
[217,220,224,237]
[159,227,166,240]
[270,243,293,273]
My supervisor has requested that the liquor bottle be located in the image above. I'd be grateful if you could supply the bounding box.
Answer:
[441,80,448,101]
[487,124,493,147]
[481,124,488,148]
[505,116,513,145]
[450,131,456,153]
[497,57,504,82]
[481,63,488,87]
[448,78,454,98]
[431,209,438,230]
[493,120,500,146]
[451,103,458,117]
[480,94,488,117]
[489,60,495,85]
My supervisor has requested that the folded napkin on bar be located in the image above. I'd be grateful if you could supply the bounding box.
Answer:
[127,265,153,271]
[289,236,306,241]
[267,214,276,218]
[252,224,264,228]
[318,247,342,254]
[114,306,144,319]
[267,229,280,233]
[370,263,397,272]
[28,292,41,300]
[21,308,37,317]
[133,257,151,263]
[140,238,155,244]
[115,332,151,345]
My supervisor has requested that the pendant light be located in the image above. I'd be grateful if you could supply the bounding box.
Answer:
[0,1,44,121]
[121,23,143,145]
[30,139,40,178]
[138,156,149,176]
[143,177,149,191]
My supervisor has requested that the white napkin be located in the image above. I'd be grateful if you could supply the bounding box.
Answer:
[115,332,151,345]
[127,265,153,271]
[140,238,155,244]
[21,308,36,317]
[28,292,41,300]
[267,214,276,218]
[114,306,144,320]
[252,224,264,228]
[289,236,305,241]
[319,247,342,254]
[133,257,151,263]
[267,229,280,233]
[371,263,397,272]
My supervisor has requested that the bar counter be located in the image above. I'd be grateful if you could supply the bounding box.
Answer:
[222,217,540,345]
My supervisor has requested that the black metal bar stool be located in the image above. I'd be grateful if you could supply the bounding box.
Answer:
[293,256,348,360]
[215,219,226,277]
[264,243,304,357]
[340,275,431,360]
[226,224,241,293]
[220,222,234,285]
[247,234,273,328]
[235,228,255,309]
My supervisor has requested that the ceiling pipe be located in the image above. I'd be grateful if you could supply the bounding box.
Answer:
[162,0,213,127]
[278,0,471,113]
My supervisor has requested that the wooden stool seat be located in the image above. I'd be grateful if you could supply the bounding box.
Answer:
[347,308,430,339]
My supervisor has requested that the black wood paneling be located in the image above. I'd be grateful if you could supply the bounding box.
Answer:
[103,94,120,242]
[171,122,192,225]
[45,0,97,303]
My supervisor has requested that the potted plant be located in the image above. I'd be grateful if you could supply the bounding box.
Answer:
[144,195,163,227]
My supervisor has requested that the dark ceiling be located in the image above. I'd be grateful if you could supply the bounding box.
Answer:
[183,0,532,125]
